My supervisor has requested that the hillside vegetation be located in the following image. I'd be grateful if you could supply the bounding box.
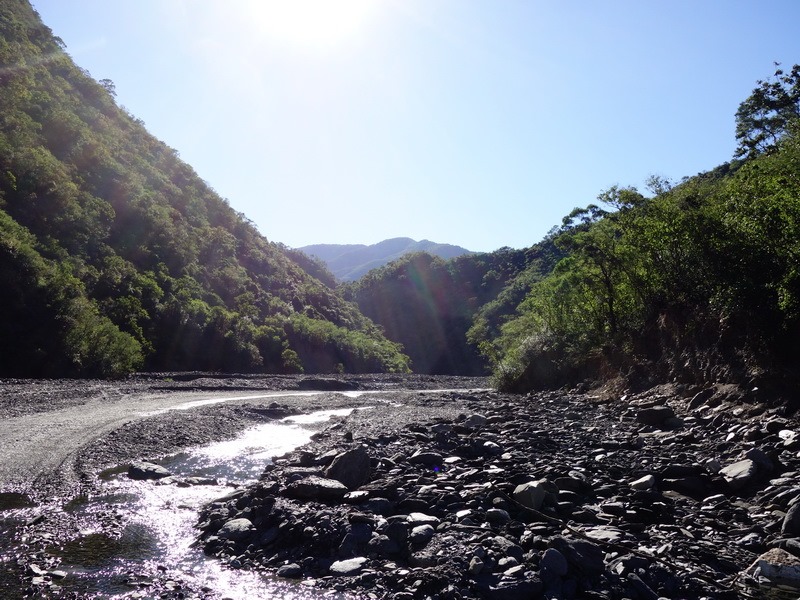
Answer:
[0,1,409,377]
[342,66,800,398]
[477,65,800,397]
[341,246,559,374]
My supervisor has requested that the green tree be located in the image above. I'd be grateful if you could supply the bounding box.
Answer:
[735,64,800,159]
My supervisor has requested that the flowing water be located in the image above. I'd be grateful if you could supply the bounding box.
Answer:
[2,407,370,599]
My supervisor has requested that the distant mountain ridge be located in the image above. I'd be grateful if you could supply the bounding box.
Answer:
[298,237,475,281]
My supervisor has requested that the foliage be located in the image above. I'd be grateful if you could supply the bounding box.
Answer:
[0,2,408,377]
[491,113,800,391]
[735,64,800,159]
[342,247,545,375]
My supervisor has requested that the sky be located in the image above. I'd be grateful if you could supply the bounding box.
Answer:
[30,1,800,253]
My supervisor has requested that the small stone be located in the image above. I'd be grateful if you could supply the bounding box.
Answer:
[329,557,368,576]
[276,563,303,578]
[630,474,655,490]
[409,524,435,546]
[720,459,758,489]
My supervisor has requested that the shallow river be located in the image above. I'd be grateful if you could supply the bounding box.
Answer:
[2,405,371,599]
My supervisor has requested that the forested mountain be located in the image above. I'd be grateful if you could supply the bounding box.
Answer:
[0,1,409,377]
[478,65,800,397]
[339,65,800,397]
[341,245,560,374]
[299,237,474,282]
[4,0,798,394]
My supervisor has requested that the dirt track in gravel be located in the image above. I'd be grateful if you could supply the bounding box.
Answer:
[0,374,489,497]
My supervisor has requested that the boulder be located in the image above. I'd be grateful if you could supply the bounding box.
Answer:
[630,474,655,490]
[636,406,675,426]
[284,476,348,500]
[409,524,435,546]
[513,481,547,511]
[217,518,254,542]
[550,536,605,578]
[409,450,444,466]
[744,548,800,591]
[127,461,172,480]
[720,459,758,489]
[782,500,800,536]
[324,447,371,490]
[329,556,368,576]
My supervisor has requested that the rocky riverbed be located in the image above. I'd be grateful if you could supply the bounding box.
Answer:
[3,376,800,599]
[196,383,800,600]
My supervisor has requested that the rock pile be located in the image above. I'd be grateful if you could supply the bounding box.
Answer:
[197,385,800,599]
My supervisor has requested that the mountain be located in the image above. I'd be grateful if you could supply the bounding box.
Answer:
[298,237,475,282]
[341,245,558,374]
[0,1,409,377]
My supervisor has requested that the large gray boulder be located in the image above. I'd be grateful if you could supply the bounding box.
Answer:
[720,459,758,489]
[325,447,371,489]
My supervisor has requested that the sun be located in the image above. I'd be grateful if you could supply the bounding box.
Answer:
[245,0,377,50]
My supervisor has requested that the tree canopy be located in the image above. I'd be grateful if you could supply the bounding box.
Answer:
[0,1,409,377]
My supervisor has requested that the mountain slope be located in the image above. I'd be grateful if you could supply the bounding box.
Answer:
[299,237,475,281]
[0,1,409,377]
[341,246,557,374]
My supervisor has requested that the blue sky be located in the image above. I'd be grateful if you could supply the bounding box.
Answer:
[30,0,800,252]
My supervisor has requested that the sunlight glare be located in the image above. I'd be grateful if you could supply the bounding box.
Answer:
[246,0,377,49]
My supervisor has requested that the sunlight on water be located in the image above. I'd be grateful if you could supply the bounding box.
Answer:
[281,406,369,424]
[158,391,322,412]
[56,410,367,599]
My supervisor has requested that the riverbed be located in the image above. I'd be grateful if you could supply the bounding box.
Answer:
[0,376,487,598]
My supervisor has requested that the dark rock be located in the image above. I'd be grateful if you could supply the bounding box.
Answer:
[283,476,348,500]
[484,578,543,600]
[217,518,254,542]
[513,481,547,511]
[409,524,435,546]
[127,461,172,480]
[409,450,444,466]
[782,500,800,536]
[540,547,568,580]
[550,536,605,578]
[276,563,303,578]
[636,406,675,426]
[325,447,372,490]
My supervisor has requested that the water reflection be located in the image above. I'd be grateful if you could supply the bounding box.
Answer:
[55,410,359,598]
